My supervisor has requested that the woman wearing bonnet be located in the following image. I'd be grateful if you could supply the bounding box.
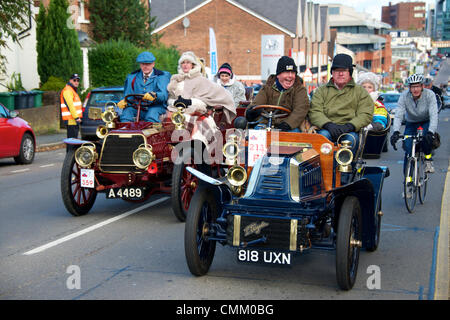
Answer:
[357,71,388,131]
[167,51,236,141]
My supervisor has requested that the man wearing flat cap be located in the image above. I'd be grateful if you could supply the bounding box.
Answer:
[308,53,373,148]
[245,56,310,131]
[60,73,82,152]
[119,51,171,122]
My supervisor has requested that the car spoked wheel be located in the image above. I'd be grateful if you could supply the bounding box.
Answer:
[14,133,35,164]
[336,196,362,290]
[172,147,210,222]
[185,187,217,276]
[61,149,97,216]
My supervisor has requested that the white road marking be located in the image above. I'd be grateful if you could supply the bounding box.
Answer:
[23,196,169,255]
[11,168,30,173]
[40,164,55,168]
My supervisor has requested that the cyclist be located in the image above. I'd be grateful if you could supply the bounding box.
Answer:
[423,78,444,112]
[390,74,439,174]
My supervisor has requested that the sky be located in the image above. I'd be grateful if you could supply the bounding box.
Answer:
[315,0,436,21]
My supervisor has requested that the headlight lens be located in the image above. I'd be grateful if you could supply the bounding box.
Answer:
[320,143,333,155]
[133,145,155,169]
[335,148,353,166]
[75,144,97,168]
[227,165,247,187]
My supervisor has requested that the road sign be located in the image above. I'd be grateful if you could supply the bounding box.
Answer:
[303,68,313,82]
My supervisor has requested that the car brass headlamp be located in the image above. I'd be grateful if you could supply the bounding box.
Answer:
[75,143,97,168]
[335,140,353,173]
[101,106,117,123]
[171,107,185,130]
[223,134,240,165]
[133,144,155,169]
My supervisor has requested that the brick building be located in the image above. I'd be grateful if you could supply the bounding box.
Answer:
[381,1,426,31]
[151,0,333,86]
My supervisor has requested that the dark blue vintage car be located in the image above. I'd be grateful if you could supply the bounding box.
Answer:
[183,109,389,290]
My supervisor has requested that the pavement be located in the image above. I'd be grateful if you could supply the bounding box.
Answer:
[35,129,67,152]
[33,129,450,300]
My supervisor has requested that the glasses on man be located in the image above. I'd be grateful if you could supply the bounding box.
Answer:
[73,79,80,82]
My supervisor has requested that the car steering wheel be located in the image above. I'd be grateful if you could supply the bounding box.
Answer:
[124,94,156,110]
[252,105,291,128]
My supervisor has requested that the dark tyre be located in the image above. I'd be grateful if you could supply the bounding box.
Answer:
[404,158,417,213]
[336,196,362,290]
[171,147,210,222]
[366,195,382,252]
[184,187,217,276]
[61,148,97,216]
[14,133,35,164]
[418,157,428,205]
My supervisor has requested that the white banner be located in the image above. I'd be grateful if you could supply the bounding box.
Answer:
[209,27,218,76]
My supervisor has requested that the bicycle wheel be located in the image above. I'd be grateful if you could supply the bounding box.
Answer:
[418,154,428,204]
[404,157,417,213]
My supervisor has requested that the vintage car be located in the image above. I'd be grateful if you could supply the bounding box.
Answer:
[183,105,389,290]
[60,93,233,219]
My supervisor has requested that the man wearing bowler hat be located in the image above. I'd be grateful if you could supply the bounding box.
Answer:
[118,51,171,122]
[308,53,373,148]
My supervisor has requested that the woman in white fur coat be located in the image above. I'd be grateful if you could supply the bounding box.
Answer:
[167,51,236,151]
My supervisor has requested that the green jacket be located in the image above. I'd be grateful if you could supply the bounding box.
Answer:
[250,75,310,130]
[308,78,373,131]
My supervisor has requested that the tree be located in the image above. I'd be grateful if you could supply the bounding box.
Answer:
[88,0,160,47]
[0,0,32,75]
[36,0,83,84]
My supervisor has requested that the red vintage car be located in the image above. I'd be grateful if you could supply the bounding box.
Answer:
[0,103,36,164]
[60,94,242,219]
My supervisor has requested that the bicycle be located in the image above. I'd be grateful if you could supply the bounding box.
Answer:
[394,127,429,213]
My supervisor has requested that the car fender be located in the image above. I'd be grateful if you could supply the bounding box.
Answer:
[63,138,95,146]
[332,178,376,249]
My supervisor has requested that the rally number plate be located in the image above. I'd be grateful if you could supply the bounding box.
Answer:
[106,187,144,200]
[237,249,291,265]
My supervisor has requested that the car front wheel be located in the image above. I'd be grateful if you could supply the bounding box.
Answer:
[14,133,35,164]
[336,196,362,290]
[61,148,97,216]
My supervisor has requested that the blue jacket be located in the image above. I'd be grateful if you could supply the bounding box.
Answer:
[123,68,171,108]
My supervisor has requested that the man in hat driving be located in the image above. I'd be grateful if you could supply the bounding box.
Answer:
[118,51,171,122]
[308,53,373,148]
[245,56,310,131]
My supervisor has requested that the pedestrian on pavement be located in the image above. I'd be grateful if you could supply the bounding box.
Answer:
[308,53,373,150]
[214,62,246,107]
[245,55,310,132]
[357,71,388,131]
[60,73,82,152]
[118,51,171,122]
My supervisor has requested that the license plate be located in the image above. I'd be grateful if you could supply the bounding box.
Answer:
[106,187,144,200]
[80,169,95,188]
[237,249,291,265]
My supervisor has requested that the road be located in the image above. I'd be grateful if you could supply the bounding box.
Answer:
[0,110,449,303]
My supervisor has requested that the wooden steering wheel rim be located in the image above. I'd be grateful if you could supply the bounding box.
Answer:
[253,105,291,114]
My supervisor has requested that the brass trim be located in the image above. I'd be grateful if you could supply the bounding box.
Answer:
[271,141,312,148]
[99,133,147,173]
[289,158,300,202]
[88,107,102,120]
[233,215,241,246]
[290,219,298,251]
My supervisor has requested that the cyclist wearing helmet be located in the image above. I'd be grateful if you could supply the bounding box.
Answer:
[390,73,439,173]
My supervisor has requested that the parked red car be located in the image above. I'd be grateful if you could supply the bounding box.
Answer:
[0,103,36,164]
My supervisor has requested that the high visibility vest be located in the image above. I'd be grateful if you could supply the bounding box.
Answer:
[60,85,82,121]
